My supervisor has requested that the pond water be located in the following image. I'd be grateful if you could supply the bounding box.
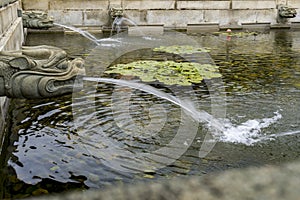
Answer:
[0,30,299,198]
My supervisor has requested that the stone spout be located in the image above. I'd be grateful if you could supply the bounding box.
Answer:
[22,11,54,29]
[109,5,124,20]
[277,4,297,24]
[0,45,85,99]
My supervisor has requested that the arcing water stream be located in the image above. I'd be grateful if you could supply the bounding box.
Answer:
[82,77,292,146]
[53,22,299,146]
[2,27,300,198]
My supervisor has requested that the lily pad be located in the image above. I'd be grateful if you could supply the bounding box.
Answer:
[153,45,210,54]
[105,60,222,86]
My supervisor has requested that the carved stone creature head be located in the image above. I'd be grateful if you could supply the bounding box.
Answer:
[22,11,54,29]
[0,45,85,99]
[109,6,124,19]
[278,4,297,18]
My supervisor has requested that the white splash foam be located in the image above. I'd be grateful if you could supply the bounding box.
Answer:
[218,111,282,145]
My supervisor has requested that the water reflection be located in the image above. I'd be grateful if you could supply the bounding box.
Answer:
[1,30,300,198]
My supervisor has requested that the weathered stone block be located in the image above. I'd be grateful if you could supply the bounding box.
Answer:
[128,25,164,36]
[288,0,300,8]
[49,0,109,10]
[48,10,83,25]
[256,9,277,24]
[22,0,49,10]
[11,1,19,21]
[177,1,230,10]
[203,10,221,23]
[123,10,147,24]
[147,10,204,27]
[0,17,23,51]
[123,0,175,10]
[232,1,276,9]
[83,10,109,26]
[0,4,13,34]
[218,9,277,26]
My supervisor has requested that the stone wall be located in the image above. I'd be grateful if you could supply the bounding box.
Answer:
[21,0,300,29]
[0,0,24,154]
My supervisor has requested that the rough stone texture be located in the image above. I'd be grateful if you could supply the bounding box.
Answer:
[48,10,83,25]
[123,0,175,10]
[49,10,109,26]
[84,10,109,26]
[288,0,300,7]
[0,0,24,155]
[22,0,50,10]
[123,10,148,24]
[22,11,54,29]
[0,45,85,98]
[232,1,277,9]
[21,0,300,28]
[0,1,23,51]
[0,17,23,51]
[30,161,300,200]
[147,10,204,27]
[218,9,277,26]
[128,25,164,36]
[0,3,17,35]
[177,1,230,10]
[187,24,219,33]
[49,0,109,10]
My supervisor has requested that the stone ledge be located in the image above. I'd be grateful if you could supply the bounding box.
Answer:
[30,160,300,200]
[242,22,271,30]
[187,23,219,33]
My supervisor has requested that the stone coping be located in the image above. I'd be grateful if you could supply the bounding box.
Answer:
[26,22,300,35]
[29,160,300,200]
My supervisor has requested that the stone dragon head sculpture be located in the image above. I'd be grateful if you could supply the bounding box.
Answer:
[277,4,297,24]
[22,11,54,29]
[0,45,85,99]
[278,4,297,18]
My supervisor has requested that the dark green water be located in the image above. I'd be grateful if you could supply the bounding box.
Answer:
[0,30,299,198]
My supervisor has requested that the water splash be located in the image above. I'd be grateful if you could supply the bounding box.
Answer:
[54,23,100,45]
[111,16,138,35]
[82,77,292,146]
[218,111,282,145]
[54,23,130,47]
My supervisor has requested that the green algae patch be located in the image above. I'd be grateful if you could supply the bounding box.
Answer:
[105,60,221,86]
[153,45,210,54]
[213,31,258,37]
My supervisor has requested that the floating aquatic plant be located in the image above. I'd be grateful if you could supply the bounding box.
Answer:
[105,60,221,86]
[153,45,210,54]
[214,31,258,37]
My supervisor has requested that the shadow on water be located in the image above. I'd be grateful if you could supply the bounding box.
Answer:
[1,29,300,198]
